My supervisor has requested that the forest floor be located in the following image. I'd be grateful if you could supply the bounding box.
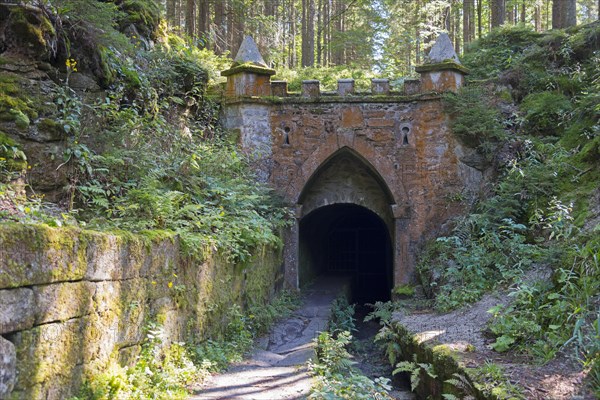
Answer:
[393,271,593,399]
[190,279,412,400]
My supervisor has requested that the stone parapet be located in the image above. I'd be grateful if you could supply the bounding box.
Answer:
[302,80,321,98]
[337,79,355,96]
[271,80,288,97]
[371,79,390,95]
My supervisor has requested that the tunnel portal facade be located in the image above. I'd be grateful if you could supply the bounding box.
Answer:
[221,36,483,300]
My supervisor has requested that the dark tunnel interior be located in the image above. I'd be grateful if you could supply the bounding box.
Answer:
[299,204,393,303]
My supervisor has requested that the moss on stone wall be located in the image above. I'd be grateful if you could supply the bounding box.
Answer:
[0,223,283,399]
[381,321,494,400]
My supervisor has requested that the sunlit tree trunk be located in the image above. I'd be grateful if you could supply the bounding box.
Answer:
[302,0,315,66]
[477,0,483,38]
[534,0,542,31]
[185,0,195,38]
[167,0,177,27]
[491,0,506,27]
[197,0,209,46]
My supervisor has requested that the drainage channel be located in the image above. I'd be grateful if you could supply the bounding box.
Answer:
[192,277,412,399]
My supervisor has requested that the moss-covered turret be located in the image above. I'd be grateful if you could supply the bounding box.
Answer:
[221,36,275,97]
[416,33,468,93]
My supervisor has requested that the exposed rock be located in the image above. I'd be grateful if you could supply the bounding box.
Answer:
[67,73,101,92]
[459,151,490,171]
[426,32,461,64]
[33,281,94,324]
[0,288,35,334]
[0,335,17,398]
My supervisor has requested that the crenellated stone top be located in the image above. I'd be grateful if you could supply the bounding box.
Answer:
[221,33,467,99]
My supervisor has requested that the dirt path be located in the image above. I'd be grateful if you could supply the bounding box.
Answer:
[189,278,347,400]
[190,280,414,400]
[392,290,593,399]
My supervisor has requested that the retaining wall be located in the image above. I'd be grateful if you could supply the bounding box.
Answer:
[0,223,283,399]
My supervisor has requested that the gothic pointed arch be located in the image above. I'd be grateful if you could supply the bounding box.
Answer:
[297,147,396,224]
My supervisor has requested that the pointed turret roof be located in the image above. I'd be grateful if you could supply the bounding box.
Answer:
[234,36,268,67]
[221,35,275,77]
[426,33,461,64]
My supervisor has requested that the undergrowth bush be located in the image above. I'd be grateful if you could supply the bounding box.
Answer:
[443,86,506,156]
[52,30,290,262]
[520,91,573,136]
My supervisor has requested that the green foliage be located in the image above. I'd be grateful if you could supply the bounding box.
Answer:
[0,132,26,181]
[520,91,573,136]
[191,291,299,371]
[308,330,392,400]
[328,296,356,335]
[443,86,506,156]
[49,34,291,262]
[392,355,437,392]
[245,290,301,337]
[74,323,205,400]
[392,284,415,297]
[364,300,401,326]
[462,25,542,80]
[446,362,524,400]
[488,240,600,365]
[75,290,299,399]
[417,215,542,311]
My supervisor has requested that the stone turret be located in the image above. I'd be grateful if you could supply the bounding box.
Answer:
[221,36,275,97]
[415,33,468,93]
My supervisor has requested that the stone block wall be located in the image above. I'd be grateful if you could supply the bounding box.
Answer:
[222,93,487,289]
[0,223,283,399]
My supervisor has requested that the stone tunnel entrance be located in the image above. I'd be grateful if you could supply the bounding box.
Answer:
[295,148,396,303]
[299,204,393,303]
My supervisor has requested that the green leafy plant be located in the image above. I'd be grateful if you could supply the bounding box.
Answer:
[308,330,392,400]
[520,91,573,136]
[328,296,356,335]
[393,356,437,392]
[443,85,506,157]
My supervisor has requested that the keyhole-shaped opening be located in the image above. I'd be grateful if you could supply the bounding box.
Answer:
[283,127,291,145]
[402,126,410,145]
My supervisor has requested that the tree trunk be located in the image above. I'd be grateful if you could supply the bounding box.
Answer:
[167,0,176,27]
[175,0,182,27]
[477,0,483,38]
[564,0,576,27]
[317,0,322,65]
[232,1,244,54]
[197,0,209,46]
[491,0,505,27]
[463,0,476,43]
[534,0,542,31]
[415,0,421,65]
[552,0,563,29]
[214,0,225,53]
[507,4,514,24]
[185,0,195,38]
[463,0,473,45]
[453,1,460,54]
[521,1,526,22]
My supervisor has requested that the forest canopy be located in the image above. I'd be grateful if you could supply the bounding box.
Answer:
[161,0,599,76]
